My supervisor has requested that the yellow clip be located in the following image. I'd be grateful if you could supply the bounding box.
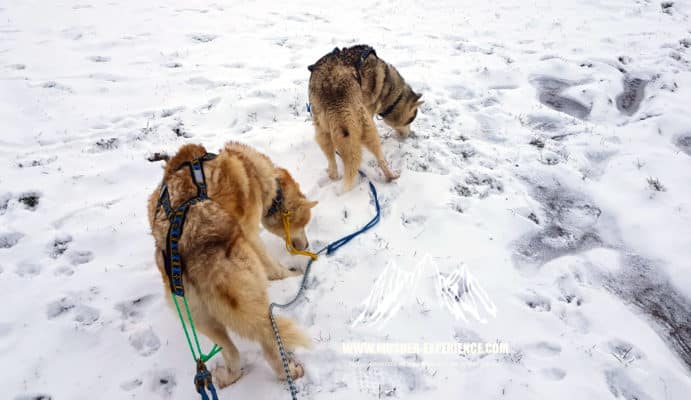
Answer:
[281,211,318,260]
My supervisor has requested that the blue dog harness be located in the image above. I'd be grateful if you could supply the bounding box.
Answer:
[155,152,222,400]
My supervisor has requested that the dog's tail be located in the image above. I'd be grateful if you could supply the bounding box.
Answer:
[147,152,170,163]
[274,316,312,350]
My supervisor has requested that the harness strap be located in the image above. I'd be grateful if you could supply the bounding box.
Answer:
[378,92,403,119]
[157,153,217,296]
[154,152,222,400]
[266,179,283,217]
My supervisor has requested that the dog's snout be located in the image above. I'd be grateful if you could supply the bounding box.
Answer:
[292,239,308,251]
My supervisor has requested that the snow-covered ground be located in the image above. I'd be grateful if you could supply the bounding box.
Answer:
[2,0,690,398]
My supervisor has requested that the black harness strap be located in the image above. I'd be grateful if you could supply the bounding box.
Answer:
[266,178,283,217]
[379,92,403,118]
[155,153,217,297]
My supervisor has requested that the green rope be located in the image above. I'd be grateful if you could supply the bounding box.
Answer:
[173,294,223,362]
[183,296,204,357]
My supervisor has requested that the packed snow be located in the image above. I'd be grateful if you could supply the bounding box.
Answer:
[1,0,690,399]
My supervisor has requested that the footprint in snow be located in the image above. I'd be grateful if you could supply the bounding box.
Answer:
[605,369,652,400]
[69,250,94,265]
[150,369,177,396]
[607,339,645,365]
[540,367,566,381]
[189,33,217,43]
[73,305,100,326]
[53,265,75,276]
[115,294,157,325]
[15,262,41,277]
[0,232,23,248]
[129,328,161,356]
[522,292,552,312]
[88,55,110,62]
[120,378,143,391]
[615,76,647,116]
[49,234,72,258]
[674,134,691,156]
[558,309,590,333]
[531,76,591,119]
[18,192,40,210]
[0,321,11,339]
[521,113,567,133]
[46,295,77,319]
[526,341,562,357]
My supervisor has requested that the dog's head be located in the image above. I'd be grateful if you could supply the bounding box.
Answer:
[262,168,318,251]
[381,87,423,138]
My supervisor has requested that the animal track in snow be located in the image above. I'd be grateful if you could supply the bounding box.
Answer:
[49,234,72,258]
[18,192,40,210]
[69,250,94,265]
[522,113,567,132]
[607,339,645,365]
[14,394,53,400]
[531,76,592,119]
[115,294,157,327]
[540,368,566,380]
[189,33,217,43]
[526,341,562,357]
[120,378,143,391]
[522,292,552,312]
[150,369,177,396]
[674,135,691,156]
[15,262,41,277]
[616,76,647,116]
[515,180,602,269]
[73,305,100,326]
[129,328,161,356]
[88,55,110,63]
[605,369,652,400]
[0,232,23,248]
[46,296,77,319]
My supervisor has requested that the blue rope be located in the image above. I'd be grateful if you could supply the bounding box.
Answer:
[269,172,381,400]
[207,382,218,399]
[195,368,218,400]
[325,171,380,255]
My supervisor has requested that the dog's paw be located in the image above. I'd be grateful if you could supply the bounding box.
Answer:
[327,169,340,180]
[278,359,304,381]
[287,265,305,276]
[386,171,401,181]
[212,365,243,388]
[268,265,303,280]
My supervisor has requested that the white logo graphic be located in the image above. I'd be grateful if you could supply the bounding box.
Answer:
[351,255,497,329]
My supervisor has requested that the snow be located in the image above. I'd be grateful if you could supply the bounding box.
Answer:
[1,0,690,399]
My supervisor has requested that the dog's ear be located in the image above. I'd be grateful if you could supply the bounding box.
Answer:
[305,200,318,208]
[413,92,423,107]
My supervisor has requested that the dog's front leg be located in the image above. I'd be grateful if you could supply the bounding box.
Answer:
[247,236,302,280]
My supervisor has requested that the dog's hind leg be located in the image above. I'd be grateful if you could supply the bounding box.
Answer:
[362,120,399,181]
[331,126,362,192]
[206,250,311,380]
[315,121,339,180]
[194,312,243,388]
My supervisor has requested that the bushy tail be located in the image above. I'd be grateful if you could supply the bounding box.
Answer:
[274,316,312,350]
